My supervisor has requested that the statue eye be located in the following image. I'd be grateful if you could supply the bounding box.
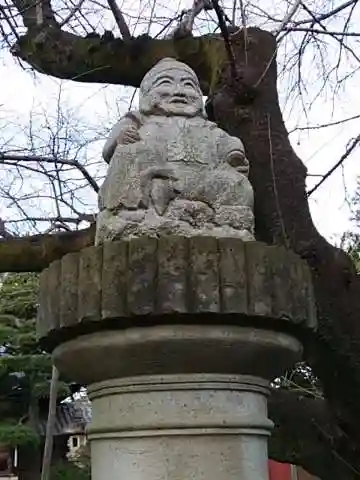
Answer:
[157,79,172,86]
[184,81,195,88]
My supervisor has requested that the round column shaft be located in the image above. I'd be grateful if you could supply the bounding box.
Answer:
[88,374,272,480]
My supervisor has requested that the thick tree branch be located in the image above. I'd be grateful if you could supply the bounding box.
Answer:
[11,26,221,92]
[0,225,95,272]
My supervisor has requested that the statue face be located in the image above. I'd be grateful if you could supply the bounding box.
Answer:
[140,68,204,117]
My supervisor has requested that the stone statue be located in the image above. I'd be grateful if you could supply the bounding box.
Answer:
[95,57,254,244]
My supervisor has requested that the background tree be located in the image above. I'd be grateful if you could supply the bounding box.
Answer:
[341,180,360,272]
[0,272,47,448]
[0,273,75,479]
[0,1,360,478]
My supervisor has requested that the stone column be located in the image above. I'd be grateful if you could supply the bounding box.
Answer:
[88,374,271,480]
[38,237,316,480]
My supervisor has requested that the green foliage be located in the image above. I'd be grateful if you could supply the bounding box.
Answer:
[50,461,90,480]
[340,180,360,272]
[341,232,360,272]
[0,423,39,447]
[0,273,39,320]
[0,272,72,447]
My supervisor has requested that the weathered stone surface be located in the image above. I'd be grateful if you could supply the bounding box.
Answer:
[245,242,273,317]
[157,236,188,314]
[37,238,317,344]
[218,238,247,314]
[96,58,254,244]
[60,252,79,327]
[78,245,103,322]
[128,237,157,315]
[86,374,273,480]
[47,260,61,330]
[102,241,128,319]
[190,236,220,313]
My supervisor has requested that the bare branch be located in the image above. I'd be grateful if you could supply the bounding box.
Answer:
[283,27,360,37]
[106,0,131,41]
[307,135,360,197]
[5,214,95,225]
[295,0,359,26]
[171,0,213,38]
[289,113,360,133]
[238,0,246,29]
[0,218,15,240]
[273,0,302,37]
[59,0,86,27]
[0,152,100,193]
[211,0,237,79]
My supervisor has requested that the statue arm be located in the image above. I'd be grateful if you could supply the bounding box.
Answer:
[102,111,142,164]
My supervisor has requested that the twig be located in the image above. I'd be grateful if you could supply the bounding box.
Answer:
[0,152,99,193]
[106,0,131,40]
[5,214,95,224]
[237,0,248,65]
[282,27,360,37]
[171,0,213,38]
[294,0,358,26]
[211,0,238,79]
[307,135,360,197]
[59,0,86,27]
[238,0,246,28]
[289,113,360,133]
[273,0,302,36]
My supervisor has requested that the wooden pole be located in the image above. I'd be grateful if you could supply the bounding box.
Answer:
[41,365,59,480]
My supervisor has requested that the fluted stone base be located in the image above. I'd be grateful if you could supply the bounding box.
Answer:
[39,237,315,480]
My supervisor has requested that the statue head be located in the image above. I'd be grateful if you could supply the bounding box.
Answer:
[139,58,205,117]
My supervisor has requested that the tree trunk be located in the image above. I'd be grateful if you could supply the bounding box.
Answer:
[207,27,360,476]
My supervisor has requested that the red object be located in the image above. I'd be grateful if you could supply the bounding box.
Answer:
[268,460,292,480]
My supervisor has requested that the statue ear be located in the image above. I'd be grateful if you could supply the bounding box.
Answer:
[205,97,215,121]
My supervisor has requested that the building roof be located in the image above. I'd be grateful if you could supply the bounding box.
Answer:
[31,401,92,437]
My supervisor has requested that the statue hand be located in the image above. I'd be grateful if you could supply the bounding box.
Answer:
[227,151,249,176]
[119,126,141,145]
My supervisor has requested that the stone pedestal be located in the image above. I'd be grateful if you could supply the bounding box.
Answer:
[37,237,316,480]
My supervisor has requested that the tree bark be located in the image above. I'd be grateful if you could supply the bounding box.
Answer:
[268,390,356,479]
[0,225,95,272]
[7,17,360,477]
[206,27,360,476]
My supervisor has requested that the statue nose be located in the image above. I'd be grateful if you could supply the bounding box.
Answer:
[173,89,186,97]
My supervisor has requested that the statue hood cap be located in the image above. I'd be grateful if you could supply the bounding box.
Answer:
[140,57,200,93]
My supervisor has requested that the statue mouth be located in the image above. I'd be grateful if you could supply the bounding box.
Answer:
[170,98,188,104]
